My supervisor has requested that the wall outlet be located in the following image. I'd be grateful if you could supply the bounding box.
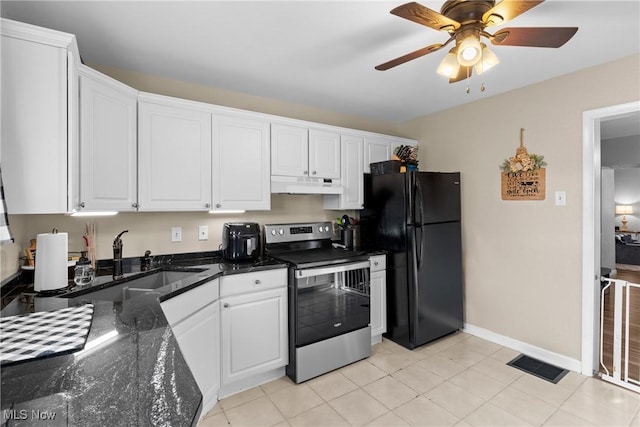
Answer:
[198,225,208,241]
[171,227,182,242]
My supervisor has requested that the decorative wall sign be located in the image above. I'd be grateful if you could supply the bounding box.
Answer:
[501,169,546,200]
[500,128,547,200]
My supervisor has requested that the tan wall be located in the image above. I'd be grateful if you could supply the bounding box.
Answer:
[3,195,347,280]
[400,53,640,361]
[90,64,404,137]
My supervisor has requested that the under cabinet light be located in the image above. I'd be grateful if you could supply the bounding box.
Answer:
[209,210,246,214]
[69,211,118,217]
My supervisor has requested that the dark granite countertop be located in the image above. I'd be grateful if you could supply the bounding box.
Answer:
[1,255,287,426]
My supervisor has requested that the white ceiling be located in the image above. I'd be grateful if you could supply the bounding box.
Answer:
[2,1,639,123]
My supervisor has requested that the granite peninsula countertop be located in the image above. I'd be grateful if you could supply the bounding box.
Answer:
[1,255,287,426]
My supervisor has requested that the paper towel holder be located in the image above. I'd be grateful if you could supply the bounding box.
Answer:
[34,228,69,293]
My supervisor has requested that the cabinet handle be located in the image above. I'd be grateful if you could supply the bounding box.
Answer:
[79,202,85,209]
[303,171,308,175]
[312,171,317,175]
[374,261,379,266]
[223,303,230,308]
[216,203,221,208]
[254,279,261,285]
[132,203,138,208]
[205,203,211,209]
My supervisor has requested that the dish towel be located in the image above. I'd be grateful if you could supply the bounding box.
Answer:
[0,304,94,366]
[0,165,14,244]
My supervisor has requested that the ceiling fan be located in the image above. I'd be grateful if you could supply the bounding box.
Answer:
[375,0,578,83]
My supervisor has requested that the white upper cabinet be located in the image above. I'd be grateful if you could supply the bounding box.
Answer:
[323,135,364,210]
[138,95,212,211]
[364,137,393,173]
[271,124,308,177]
[364,136,417,173]
[78,67,138,212]
[271,125,340,180]
[1,19,79,214]
[308,129,341,179]
[212,115,271,211]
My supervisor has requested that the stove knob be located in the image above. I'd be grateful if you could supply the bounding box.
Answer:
[278,229,284,235]
[271,229,277,236]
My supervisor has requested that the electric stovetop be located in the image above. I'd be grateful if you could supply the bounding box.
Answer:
[267,246,369,269]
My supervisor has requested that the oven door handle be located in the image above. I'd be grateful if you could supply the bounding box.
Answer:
[295,260,371,278]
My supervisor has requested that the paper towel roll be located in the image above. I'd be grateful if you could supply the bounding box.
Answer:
[34,232,69,292]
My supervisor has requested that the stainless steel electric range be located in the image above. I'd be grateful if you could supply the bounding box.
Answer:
[264,221,372,383]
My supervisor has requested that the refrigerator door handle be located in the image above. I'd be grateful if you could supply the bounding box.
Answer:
[416,225,424,271]
[415,175,425,226]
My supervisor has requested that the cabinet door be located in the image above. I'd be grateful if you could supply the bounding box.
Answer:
[309,129,340,179]
[370,270,387,338]
[271,124,308,177]
[138,102,212,211]
[79,72,137,211]
[323,134,363,210]
[1,36,68,214]
[212,116,270,211]
[220,287,287,385]
[364,137,392,174]
[171,301,220,414]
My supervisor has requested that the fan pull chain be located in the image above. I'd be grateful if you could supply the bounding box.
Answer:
[466,67,471,94]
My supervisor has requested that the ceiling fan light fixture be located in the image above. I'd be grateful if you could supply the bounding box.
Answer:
[457,34,482,66]
[437,50,460,78]
[474,44,499,75]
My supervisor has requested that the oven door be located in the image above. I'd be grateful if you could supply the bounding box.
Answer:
[292,260,371,347]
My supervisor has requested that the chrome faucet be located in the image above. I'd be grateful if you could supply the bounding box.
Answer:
[113,230,129,279]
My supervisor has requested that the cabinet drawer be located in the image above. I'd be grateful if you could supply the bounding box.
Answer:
[220,268,287,297]
[369,255,386,272]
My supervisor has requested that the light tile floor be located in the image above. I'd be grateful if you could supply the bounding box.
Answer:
[198,333,640,426]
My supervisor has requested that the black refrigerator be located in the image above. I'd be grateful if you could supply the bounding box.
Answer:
[360,171,463,349]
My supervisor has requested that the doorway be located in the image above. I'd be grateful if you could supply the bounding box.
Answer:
[582,101,640,381]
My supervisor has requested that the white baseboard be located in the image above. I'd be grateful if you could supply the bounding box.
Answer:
[463,323,582,373]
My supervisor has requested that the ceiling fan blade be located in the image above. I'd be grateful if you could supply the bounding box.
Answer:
[490,27,578,48]
[449,65,472,84]
[375,43,445,71]
[391,2,460,32]
[483,0,545,26]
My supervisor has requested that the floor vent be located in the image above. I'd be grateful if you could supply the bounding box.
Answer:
[507,354,569,384]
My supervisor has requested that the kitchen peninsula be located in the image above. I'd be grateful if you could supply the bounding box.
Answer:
[1,255,287,426]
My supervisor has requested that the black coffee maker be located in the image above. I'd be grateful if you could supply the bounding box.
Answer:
[221,222,261,261]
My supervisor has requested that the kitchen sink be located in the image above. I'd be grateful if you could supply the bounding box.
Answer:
[61,268,207,302]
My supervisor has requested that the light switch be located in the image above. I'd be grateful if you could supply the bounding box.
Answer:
[171,227,182,242]
[555,191,566,206]
[198,225,208,241]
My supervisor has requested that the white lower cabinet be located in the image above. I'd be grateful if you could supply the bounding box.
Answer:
[219,269,288,396]
[220,286,288,390]
[160,278,220,415]
[369,255,387,343]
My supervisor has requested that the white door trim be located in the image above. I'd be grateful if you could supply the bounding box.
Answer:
[581,100,640,375]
